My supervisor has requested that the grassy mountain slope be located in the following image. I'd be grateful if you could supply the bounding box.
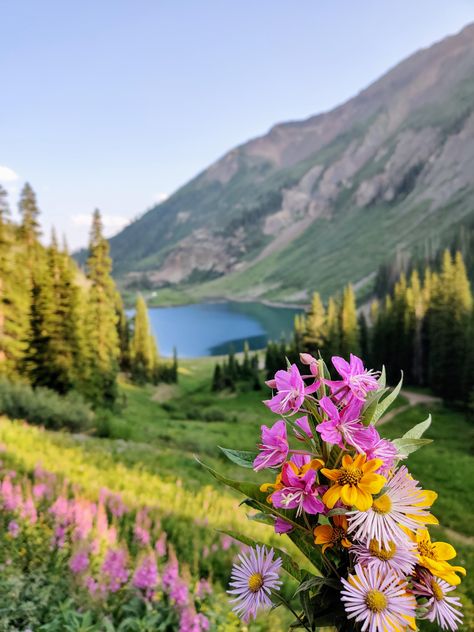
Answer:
[108,23,474,303]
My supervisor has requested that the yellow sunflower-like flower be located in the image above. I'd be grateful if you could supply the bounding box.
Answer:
[314,514,351,553]
[408,528,466,586]
[321,453,386,511]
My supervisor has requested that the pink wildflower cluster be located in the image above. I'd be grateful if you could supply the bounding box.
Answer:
[0,453,214,630]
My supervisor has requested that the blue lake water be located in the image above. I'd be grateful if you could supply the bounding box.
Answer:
[145,302,302,357]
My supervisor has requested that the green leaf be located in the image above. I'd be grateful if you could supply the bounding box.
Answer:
[392,414,432,457]
[294,576,340,595]
[401,414,432,440]
[392,437,433,457]
[378,366,386,389]
[218,446,258,468]
[288,529,323,572]
[246,511,275,527]
[219,529,303,582]
[197,458,305,531]
[370,372,403,425]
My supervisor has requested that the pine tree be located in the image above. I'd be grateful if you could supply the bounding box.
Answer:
[130,294,156,383]
[304,292,326,353]
[358,312,369,361]
[18,183,41,249]
[325,297,341,360]
[339,285,359,358]
[84,210,120,404]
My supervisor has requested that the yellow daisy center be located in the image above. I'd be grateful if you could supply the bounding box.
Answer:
[431,579,444,601]
[369,539,396,561]
[248,572,264,593]
[418,538,437,560]
[338,466,363,486]
[372,493,392,514]
[365,589,388,613]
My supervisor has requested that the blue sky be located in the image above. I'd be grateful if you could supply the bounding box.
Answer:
[1,1,474,250]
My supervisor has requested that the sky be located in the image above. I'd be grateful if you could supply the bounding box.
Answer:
[1,1,474,250]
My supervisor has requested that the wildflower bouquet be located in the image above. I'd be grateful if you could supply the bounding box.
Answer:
[202,353,466,631]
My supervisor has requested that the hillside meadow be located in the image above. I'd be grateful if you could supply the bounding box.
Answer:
[0,357,472,630]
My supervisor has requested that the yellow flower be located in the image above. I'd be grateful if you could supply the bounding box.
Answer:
[409,529,466,586]
[321,453,386,511]
[314,514,351,553]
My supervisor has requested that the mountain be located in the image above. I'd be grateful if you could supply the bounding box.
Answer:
[109,23,474,304]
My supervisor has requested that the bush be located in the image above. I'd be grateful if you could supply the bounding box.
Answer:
[0,379,95,433]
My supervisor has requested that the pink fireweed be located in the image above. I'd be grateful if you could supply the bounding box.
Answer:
[264,364,318,415]
[363,428,398,474]
[327,354,379,403]
[133,553,159,598]
[253,420,289,471]
[412,569,463,631]
[228,545,282,622]
[316,395,375,452]
[340,563,416,631]
[294,415,313,440]
[69,550,90,574]
[299,352,319,376]
[101,548,129,593]
[271,461,325,516]
[7,520,20,538]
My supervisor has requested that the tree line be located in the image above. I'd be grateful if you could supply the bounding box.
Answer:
[212,343,261,392]
[267,251,473,408]
[0,183,175,408]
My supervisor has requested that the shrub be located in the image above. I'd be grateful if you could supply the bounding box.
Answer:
[0,379,94,433]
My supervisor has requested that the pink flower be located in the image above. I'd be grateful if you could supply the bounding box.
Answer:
[316,396,374,452]
[196,578,212,599]
[364,429,398,474]
[271,461,324,516]
[274,516,294,534]
[7,520,19,538]
[299,353,319,376]
[180,609,210,632]
[69,550,89,574]
[133,554,159,598]
[294,415,313,440]
[101,548,129,592]
[327,354,379,402]
[155,533,167,557]
[264,364,319,415]
[253,420,289,471]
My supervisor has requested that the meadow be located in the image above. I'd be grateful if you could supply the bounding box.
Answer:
[0,357,472,630]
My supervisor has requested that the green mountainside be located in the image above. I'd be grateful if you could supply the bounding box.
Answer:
[107,23,474,304]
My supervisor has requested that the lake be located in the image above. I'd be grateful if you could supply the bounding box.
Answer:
[146,301,302,357]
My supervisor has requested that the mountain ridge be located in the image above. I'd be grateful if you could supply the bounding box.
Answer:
[106,22,474,304]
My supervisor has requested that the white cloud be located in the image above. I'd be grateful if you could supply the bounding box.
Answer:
[153,191,169,203]
[71,214,130,230]
[0,165,19,182]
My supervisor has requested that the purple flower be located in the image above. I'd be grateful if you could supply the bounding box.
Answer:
[101,548,129,592]
[316,396,374,452]
[412,569,463,630]
[133,554,159,598]
[196,578,212,599]
[155,533,167,557]
[294,415,313,440]
[253,420,289,471]
[69,550,89,574]
[264,364,319,415]
[271,461,324,516]
[274,516,294,534]
[327,354,379,402]
[228,545,282,622]
[7,520,19,538]
[180,609,210,632]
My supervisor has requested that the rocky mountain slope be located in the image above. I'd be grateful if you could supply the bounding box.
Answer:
[109,23,474,304]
